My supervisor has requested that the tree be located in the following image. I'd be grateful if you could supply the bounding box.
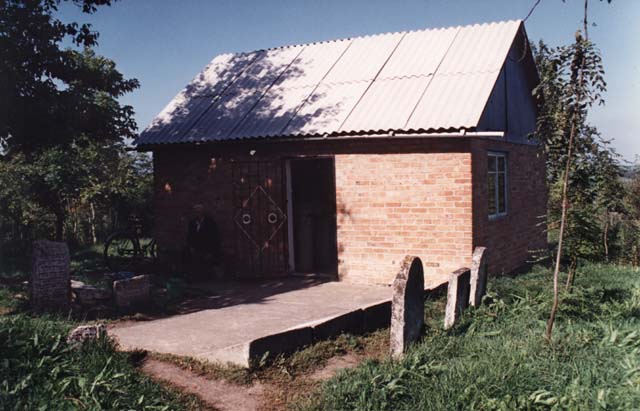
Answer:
[1,0,138,151]
[0,1,139,240]
[534,0,609,340]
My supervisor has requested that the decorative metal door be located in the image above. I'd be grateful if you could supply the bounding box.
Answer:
[232,160,287,277]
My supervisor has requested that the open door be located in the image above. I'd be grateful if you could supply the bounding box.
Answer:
[288,158,338,276]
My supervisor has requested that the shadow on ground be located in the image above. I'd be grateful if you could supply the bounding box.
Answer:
[173,275,329,315]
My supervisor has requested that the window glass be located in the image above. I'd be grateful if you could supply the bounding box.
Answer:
[488,173,497,214]
[488,155,497,172]
[498,173,506,213]
[488,152,507,218]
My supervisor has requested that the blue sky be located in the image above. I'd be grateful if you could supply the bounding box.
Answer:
[57,0,639,160]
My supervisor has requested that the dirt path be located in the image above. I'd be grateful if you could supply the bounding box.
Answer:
[140,353,364,411]
[141,359,264,411]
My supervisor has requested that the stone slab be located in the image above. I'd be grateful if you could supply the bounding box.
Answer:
[109,280,388,367]
[30,240,70,312]
[311,309,364,341]
[67,324,106,346]
[248,326,313,364]
[469,247,489,307]
[362,301,392,331]
[110,275,451,367]
[72,282,112,306]
[113,275,151,309]
[444,268,471,329]
[390,256,425,358]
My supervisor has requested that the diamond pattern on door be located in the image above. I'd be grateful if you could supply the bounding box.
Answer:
[234,185,286,251]
[232,161,287,277]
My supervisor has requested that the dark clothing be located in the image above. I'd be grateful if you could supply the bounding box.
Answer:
[183,215,222,280]
[186,215,221,257]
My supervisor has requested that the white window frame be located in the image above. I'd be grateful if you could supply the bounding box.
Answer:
[488,151,508,219]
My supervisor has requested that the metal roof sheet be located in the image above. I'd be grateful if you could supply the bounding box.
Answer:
[376,27,459,79]
[284,82,371,136]
[339,76,432,133]
[321,33,404,84]
[141,52,260,144]
[136,20,527,146]
[406,72,500,131]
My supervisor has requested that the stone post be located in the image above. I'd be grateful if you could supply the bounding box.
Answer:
[469,247,488,307]
[390,255,424,358]
[30,240,71,312]
[444,268,471,329]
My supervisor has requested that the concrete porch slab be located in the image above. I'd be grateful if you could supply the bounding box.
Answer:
[109,275,448,367]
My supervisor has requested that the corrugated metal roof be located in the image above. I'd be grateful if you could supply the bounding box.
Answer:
[376,27,459,79]
[136,20,526,146]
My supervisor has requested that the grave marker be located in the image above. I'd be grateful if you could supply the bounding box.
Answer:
[444,268,471,329]
[30,240,70,312]
[469,247,488,307]
[390,255,424,358]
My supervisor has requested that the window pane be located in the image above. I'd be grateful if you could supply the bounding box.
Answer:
[497,156,506,172]
[488,173,496,214]
[488,155,497,172]
[498,172,506,213]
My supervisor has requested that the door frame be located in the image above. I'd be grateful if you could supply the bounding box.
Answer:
[285,159,295,272]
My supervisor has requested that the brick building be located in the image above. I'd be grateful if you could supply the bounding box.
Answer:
[137,20,547,286]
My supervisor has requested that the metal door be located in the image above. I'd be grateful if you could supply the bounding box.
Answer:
[232,160,287,277]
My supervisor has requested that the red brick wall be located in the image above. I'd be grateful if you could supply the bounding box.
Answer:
[153,149,236,260]
[150,137,545,283]
[471,138,547,275]
[334,152,472,285]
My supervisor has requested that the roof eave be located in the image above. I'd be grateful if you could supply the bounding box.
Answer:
[135,129,506,151]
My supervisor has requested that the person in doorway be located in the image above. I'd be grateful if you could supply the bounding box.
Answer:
[183,204,222,279]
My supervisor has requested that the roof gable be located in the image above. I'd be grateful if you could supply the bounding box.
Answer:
[137,20,533,146]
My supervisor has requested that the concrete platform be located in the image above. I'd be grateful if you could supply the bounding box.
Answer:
[110,275,448,367]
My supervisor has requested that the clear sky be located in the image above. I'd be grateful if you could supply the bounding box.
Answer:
[57,0,639,160]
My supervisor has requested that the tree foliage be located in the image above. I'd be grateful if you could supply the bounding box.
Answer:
[0,0,146,245]
[533,13,613,338]
[0,0,138,152]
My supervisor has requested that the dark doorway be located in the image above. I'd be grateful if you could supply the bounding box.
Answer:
[289,158,338,275]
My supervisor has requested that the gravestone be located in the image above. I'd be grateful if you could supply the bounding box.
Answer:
[30,240,70,312]
[113,275,151,309]
[444,268,471,329]
[469,247,489,307]
[390,255,424,358]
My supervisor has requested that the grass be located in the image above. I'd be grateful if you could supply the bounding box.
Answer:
[0,247,209,410]
[0,315,207,410]
[303,263,640,411]
[4,243,640,410]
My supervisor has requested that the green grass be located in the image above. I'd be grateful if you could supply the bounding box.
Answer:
[5,245,640,410]
[0,247,208,411]
[0,314,205,410]
[304,264,640,411]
